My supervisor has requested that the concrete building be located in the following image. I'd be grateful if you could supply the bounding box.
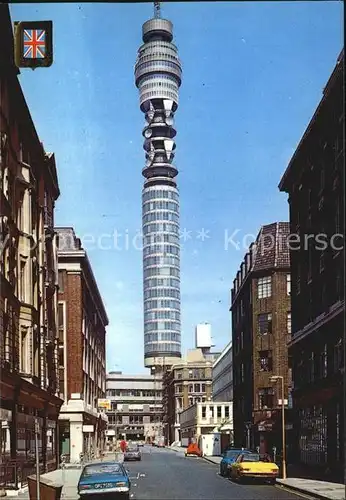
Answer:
[180,401,232,445]
[135,3,183,370]
[162,349,220,444]
[212,341,233,402]
[56,227,108,463]
[0,5,63,489]
[279,50,344,482]
[105,372,163,444]
[231,222,292,456]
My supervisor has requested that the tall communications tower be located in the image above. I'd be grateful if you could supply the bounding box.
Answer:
[135,3,182,371]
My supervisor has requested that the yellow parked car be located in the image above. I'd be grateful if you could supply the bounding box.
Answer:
[229,452,279,484]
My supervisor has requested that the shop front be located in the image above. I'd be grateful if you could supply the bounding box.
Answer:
[0,370,63,491]
[58,403,108,463]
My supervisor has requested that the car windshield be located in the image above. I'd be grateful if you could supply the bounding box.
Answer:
[82,464,123,476]
[241,453,261,462]
[127,447,139,452]
[225,451,242,458]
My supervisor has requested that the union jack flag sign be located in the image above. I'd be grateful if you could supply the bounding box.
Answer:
[14,21,53,69]
[23,29,46,59]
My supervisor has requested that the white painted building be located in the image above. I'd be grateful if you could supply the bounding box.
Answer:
[180,401,233,445]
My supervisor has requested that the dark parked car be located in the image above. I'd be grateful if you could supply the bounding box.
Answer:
[78,461,131,498]
[124,446,141,461]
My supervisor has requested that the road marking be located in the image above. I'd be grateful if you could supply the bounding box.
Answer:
[139,473,146,477]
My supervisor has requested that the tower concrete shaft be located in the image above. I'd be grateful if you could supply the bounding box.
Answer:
[135,7,182,368]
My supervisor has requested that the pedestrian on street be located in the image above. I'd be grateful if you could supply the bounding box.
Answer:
[120,439,127,453]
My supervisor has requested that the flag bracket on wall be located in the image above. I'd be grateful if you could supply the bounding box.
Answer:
[14,21,53,69]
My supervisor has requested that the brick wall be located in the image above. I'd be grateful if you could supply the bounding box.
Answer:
[65,272,83,397]
[252,271,291,414]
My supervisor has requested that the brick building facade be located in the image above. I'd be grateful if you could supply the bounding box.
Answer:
[231,222,292,457]
[56,227,108,462]
[279,50,344,481]
[162,349,216,444]
[1,4,63,489]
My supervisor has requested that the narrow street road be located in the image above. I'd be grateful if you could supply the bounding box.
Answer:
[125,447,304,500]
[18,446,308,499]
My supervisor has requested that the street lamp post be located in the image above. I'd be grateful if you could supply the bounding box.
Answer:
[244,421,252,450]
[270,375,286,480]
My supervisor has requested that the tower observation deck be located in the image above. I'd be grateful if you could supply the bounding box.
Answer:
[135,4,182,369]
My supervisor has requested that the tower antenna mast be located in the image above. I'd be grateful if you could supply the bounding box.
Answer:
[154,1,161,18]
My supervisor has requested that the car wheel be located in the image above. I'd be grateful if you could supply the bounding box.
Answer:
[269,478,276,485]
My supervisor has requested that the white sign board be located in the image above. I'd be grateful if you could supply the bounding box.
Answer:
[195,323,212,348]
[82,425,94,433]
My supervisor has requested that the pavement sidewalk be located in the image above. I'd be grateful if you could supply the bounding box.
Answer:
[276,478,345,500]
[15,458,110,499]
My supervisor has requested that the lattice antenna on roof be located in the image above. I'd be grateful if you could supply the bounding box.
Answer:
[154,1,161,18]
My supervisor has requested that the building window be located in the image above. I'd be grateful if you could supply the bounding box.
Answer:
[286,274,291,295]
[240,363,244,382]
[240,331,244,349]
[319,253,325,273]
[259,350,273,371]
[307,243,313,281]
[217,406,222,418]
[58,271,64,292]
[188,384,193,393]
[257,276,272,299]
[258,313,272,335]
[320,168,325,191]
[201,406,206,418]
[321,344,327,378]
[201,383,206,392]
[209,406,214,417]
[225,406,229,419]
[335,198,340,233]
[20,329,29,373]
[334,339,343,373]
[19,260,26,302]
[258,388,274,409]
[287,312,291,334]
[59,348,64,367]
[58,303,65,342]
[194,383,200,393]
[309,352,315,383]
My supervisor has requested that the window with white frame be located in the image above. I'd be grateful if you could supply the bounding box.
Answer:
[287,312,292,334]
[286,274,291,295]
[257,276,272,299]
